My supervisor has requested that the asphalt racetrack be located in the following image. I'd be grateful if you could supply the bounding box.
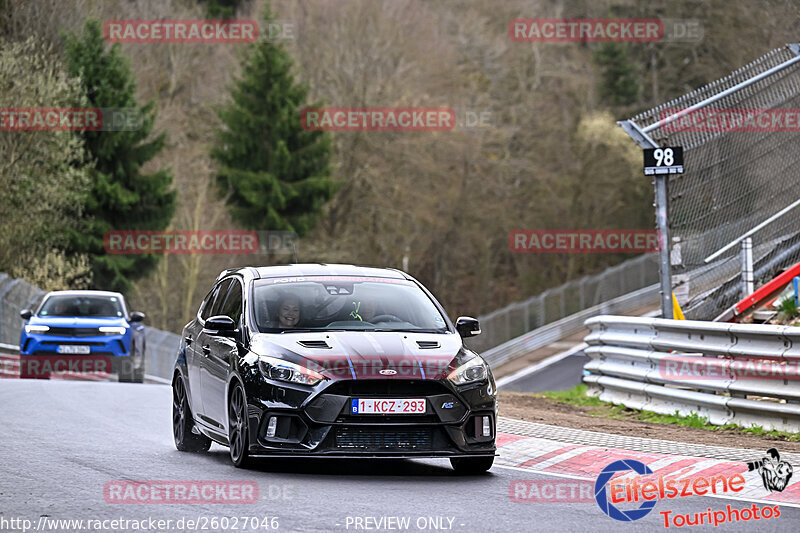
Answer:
[1,380,798,532]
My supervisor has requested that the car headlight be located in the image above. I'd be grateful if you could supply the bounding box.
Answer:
[99,326,126,335]
[447,356,488,385]
[258,355,324,386]
[24,325,49,333]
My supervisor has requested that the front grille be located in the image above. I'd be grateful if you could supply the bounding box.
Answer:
[32,351,115,356]
[40,341,105,346]
[324,380,450,397]
[40,327,100,337]
[335,427,433,450]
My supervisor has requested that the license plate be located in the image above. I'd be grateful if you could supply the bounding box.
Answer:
[351,398,426,414]
[57,345,91,354]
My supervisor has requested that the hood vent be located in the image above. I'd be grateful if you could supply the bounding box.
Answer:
[416,340,440,349]
[297,339,332,349]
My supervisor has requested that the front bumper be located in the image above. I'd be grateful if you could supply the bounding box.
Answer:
[242,376,497,458]
[20,333,130,357]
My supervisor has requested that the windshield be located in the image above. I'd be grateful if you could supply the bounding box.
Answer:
[38,295,124,318]
[252,276,448,333]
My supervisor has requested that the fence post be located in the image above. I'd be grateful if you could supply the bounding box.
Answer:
[741,237,754,298]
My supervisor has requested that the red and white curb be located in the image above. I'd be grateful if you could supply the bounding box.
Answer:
[495,424,800,507]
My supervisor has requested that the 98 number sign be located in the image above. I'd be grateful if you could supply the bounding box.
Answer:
[644,146,684,175]
[653,148,674,166]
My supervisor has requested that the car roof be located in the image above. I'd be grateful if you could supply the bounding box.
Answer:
[218,264,410,281]
[43,290,124,298]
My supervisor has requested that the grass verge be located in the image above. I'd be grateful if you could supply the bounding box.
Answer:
[536,384,800,442]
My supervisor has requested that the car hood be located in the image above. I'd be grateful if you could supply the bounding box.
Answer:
[27,316,129,328]
[249,331,469,380]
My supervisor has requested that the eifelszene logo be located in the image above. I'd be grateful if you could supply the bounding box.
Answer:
[594,459,657,521]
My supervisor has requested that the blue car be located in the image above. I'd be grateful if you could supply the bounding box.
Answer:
[19,290,147,382]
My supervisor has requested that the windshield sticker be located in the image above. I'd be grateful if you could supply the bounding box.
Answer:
[264,275,408,285]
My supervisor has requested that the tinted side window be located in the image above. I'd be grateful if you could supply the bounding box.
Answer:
[199,287,219,320]
[219,280,243,325]
[209,279,233,317]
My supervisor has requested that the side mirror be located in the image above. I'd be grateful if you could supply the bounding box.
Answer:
[20,309,32,320]
[205,315,236,336]
[129,311,146,322]
[455,316,481,338]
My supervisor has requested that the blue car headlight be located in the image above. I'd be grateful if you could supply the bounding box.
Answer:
[24,325,49,334]
[99,326,126,335]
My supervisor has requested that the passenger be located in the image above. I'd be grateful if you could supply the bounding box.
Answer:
[276,295,301,329]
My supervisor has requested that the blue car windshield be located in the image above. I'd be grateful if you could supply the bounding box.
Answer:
[252,277,448,333]
[39,295,124,318]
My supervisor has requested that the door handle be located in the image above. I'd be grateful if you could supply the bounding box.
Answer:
[202,345,211,356]
[184,335,193,345]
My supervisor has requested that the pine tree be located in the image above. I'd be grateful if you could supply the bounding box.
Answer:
[594,43,641,106]
[212,6,334,235]
[64,20,176,292]
[202,0,246,19]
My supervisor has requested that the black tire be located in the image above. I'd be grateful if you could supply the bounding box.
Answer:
[450,456,494,474]
[172,375,211,452]
[228,383,253,468]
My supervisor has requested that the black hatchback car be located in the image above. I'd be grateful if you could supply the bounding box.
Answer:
[172,264,496,472]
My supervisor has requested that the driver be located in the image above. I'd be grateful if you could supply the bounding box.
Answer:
[52,299,70,316]
[350,299,401,323]
[350,299,377,322]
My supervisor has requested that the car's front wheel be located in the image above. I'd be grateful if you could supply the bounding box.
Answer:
[172,375,211,452]
[228,383,253,468]
[450,456,494,474]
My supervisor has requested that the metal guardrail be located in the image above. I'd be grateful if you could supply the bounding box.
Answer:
[481,284,659,369]
[583,315,800,432]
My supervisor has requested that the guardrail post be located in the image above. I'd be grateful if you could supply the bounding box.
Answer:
[741,237,754,298]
